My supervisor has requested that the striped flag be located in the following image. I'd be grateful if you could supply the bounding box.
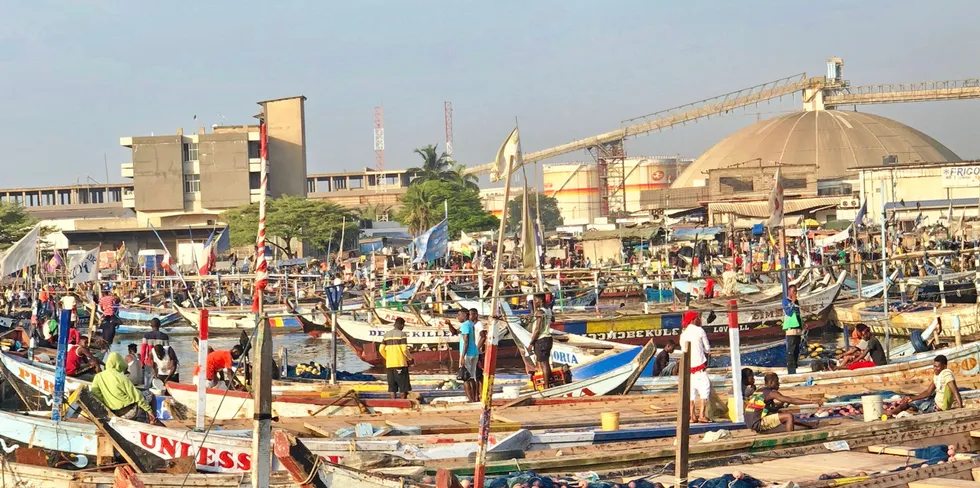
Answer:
[252,120,270,313]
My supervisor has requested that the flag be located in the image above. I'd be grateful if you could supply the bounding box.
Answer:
[253,120,270,312]
[766,168,784,228]
[198,229,217,275]
[161,250,173,273]
[0,223,40,277]
[45,251,63,273]
[521,187,537,270]
[853,199,867,231]
[412,219,449,264]
[68,247,99,284]
[115,242,126,262]
[490,127,521,183]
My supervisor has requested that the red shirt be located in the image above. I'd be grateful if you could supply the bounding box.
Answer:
[704,279,715,298]
[206,350,233,380]
[99,295,116,316]
[65,345,83,376]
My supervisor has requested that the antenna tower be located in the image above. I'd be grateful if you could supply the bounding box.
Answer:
[444,101,454,157]
[374,106,385,171]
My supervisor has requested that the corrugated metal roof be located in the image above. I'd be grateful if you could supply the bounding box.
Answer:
[580,226,664,241]
[708,197,842,218]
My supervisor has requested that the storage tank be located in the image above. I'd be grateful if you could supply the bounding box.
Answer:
[543,163,599,225]
[624,157,691,211]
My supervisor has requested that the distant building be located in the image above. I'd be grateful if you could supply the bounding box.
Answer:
[120,96,308,227]
[306,169,415,217]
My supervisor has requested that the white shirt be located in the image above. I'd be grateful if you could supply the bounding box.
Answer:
[60,295,76,311]
[680,324,710,369]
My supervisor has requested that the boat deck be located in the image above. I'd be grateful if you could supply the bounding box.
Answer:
[649,452,925,486]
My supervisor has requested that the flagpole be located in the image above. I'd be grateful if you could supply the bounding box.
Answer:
[520,163,545,292]
[881,179,890,357]
[251,116,273,488]
[444,199,450,268]
[474,136,516,488]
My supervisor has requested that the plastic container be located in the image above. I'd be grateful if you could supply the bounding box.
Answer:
[501,385,521,399]
[862,395,884,422]
[601,411,620,431]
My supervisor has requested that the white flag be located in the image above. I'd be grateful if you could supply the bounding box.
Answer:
[491,127,522,182]
[766,168,784,228]
[69,247,100,284]
[0,223,40,277]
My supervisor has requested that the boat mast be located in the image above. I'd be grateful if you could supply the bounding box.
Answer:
[474,127,519,488]
[251,115,273,486]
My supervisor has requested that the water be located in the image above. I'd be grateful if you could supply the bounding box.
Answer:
[107,333,372,380]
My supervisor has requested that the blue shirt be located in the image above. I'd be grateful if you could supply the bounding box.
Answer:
[458,320,479,357]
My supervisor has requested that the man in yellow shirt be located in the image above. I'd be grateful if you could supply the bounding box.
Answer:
[379,318,413,399]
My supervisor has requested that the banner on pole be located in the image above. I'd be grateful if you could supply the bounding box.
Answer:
[413,219,449,264]
[69,247,100,284]
[0,223,40,277]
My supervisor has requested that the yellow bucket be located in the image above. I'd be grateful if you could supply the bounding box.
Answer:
[601,411,620,431]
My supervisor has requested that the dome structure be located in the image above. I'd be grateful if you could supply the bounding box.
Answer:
[672,110,960,187]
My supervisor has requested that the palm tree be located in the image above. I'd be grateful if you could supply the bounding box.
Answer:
[407,144,453,185]
[445,162,480,192]
[354,202,393,222]
[396,182,444,234]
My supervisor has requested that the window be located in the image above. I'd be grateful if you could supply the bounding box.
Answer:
[248,141,261,159]
[184,174,201,193]
[251,172,262,190]
[385,174,398,186]
[349,177,363,189]
[182,143,199,162]
[307,178,316,193]
[333,177,347,190]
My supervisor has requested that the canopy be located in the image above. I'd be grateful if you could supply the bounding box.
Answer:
[670,226,726,241]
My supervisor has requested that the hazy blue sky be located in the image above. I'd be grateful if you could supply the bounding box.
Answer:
[3,1,979,187]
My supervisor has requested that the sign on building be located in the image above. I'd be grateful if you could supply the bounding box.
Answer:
[941,166,980,188]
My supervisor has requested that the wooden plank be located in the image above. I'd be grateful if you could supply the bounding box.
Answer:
[909,479,980,488]
[869,445,919,456]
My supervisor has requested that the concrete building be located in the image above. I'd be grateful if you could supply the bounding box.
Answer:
[306,169,414,215]
[119,96,308,228]
[854,161,980,231]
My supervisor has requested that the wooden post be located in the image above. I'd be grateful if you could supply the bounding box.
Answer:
[473,131,518,488]
[674,341,691,488]
[51,309,71,421]
[195,309,208,430]
[727,299,743,423]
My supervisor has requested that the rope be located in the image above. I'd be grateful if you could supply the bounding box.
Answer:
[301,455,323,485]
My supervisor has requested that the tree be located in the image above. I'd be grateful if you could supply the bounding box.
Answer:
[223,196,357,258]
[0,202,40,251]
[445,162,480,192]
[354,202,393,222]
[406,144,454,185]
[396,180,498,238]
[506,191,563,233]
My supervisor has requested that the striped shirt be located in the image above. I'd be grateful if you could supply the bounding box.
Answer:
[99,295,117,317]
[379,328,410,369]
[140,331,170,366]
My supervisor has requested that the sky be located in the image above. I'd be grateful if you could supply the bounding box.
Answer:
[3,0,980,188]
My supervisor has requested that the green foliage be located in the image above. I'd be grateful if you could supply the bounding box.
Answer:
[223,195,358,258]
[506,191,563,233]
[0,202,40,250]
[396,180,498,238]
[406,144,453,186]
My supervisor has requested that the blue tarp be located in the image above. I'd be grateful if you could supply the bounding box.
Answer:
[752,223,765,236]
[359,240,384,254]
[413,219,449,264]
[671,226,726,241]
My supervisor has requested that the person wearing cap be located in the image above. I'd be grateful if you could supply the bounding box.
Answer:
[679,310,711,423]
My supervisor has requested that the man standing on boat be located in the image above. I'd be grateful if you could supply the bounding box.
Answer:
[379,317,413,400]
[782,284,804,375]
[528,293,554,390]
[680,310,711,423]
[458,310,480,402]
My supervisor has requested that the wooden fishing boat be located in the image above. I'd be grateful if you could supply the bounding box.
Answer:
[0,409,100,459]
[165,341,654,420]
[837,300,980,338]
[175,305,325,335]
[466,271,846,348]
[274,431,435,488]
[906,270,978,303]
[0,460,297,487]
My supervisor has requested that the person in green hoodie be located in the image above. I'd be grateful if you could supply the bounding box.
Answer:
[89,352,156,423]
